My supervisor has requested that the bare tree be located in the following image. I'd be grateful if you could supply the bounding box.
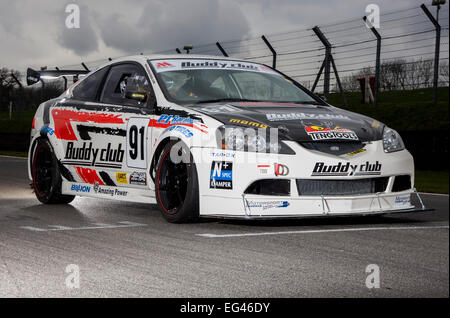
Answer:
[439,60,449,86]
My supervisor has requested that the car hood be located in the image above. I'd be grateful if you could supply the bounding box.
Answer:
[185,102,384,142]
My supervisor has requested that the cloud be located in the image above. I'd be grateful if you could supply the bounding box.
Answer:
[56,3,99,55]
[95,0,251,54]
[0,1,24,36]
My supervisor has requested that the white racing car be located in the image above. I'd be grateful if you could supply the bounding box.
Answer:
[27,55,428,222]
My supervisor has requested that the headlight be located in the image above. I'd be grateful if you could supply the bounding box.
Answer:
[383,127,405,153]
[216,126,295,154]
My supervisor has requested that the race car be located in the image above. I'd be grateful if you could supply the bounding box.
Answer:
[27,55,428,222]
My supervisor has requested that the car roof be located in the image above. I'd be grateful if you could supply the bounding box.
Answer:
[95,54,254,70]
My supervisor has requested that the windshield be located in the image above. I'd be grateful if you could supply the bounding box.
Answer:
[149,59,318,104]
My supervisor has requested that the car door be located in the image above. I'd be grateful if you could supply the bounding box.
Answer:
[97,63,156,190]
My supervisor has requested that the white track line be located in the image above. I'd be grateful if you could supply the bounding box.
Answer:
[419,192,449,197]
[20,221,147,232]
[197,225,449,238]
[0,155,27,160]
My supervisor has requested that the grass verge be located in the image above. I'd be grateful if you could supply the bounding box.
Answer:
[415,170,449,194]
[0,151,28,158]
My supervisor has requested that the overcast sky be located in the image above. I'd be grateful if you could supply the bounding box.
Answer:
[0,0,441,72]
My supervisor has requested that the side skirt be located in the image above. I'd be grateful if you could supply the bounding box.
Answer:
[61,181,156,204]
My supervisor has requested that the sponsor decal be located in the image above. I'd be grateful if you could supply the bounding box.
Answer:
[247,200,290,210]
[257,164,271,175]
[151,59,280,75]
[181,60,259,71]
[312,161,382,177]
[155,61,174,68]
[346,148,367,156]
[129,171,147,186]
[93,183,128,197]
[395,195,411,207]
[211,152,236,159]
[41,126,55,135]
[229,118,268,129]
[305,126,359,141]
[266,112,350,122]
[371,120,381,128]
[274,163,289,176]
[198,104,243,114]
[64,142,124,167]
[149,115,208,134]
[163,125,194,138]
[116,172,127,184]
[210,161,233,190]
[70,184,91,193]
[157,114,198,125]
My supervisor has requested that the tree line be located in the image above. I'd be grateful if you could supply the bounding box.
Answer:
[0,68,65,112]
[338,58,449,92]
[1,58,449,111]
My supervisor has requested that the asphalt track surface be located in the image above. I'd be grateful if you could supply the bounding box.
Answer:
[0,155,448,297]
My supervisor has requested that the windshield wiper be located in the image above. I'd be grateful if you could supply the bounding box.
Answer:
[287,101,324,105]
[193,98,326,106]
[193,98,263,104]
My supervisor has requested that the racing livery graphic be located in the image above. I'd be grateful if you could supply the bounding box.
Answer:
[27,55,427,222]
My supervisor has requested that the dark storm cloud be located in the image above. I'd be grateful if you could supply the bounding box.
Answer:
[56,3,99,55]
[96,0,250,54]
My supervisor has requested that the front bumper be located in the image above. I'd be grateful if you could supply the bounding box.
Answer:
[191,140,427,218]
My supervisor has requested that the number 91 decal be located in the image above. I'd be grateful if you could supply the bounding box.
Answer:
[126,118,150,169]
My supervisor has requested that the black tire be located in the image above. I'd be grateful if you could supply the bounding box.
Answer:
[155,140,199,223]
[31,138,75,204]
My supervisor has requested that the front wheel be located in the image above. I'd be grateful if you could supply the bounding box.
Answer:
[31,138,75,204]
[155,141,199,223]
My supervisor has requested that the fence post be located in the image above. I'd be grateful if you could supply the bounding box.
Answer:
[420,3,441,105]
[261,35,277,68]
[216,42,229,57]
[312,26,331,99]
[55,67,67,91]
[81,62,90,72]
[363,16,381,106]
[10,73,23,89]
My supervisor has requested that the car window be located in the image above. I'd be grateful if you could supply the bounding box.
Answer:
[100,64,152,107]
[72,66,109,101]
[231,72,301,101]
[150,59,318,104]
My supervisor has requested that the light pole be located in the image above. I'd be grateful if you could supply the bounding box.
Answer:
[431,0,446,104]
[432,0,445,21]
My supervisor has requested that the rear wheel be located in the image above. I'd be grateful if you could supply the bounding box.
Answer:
[155,141,199,223]
[32,138,75,204]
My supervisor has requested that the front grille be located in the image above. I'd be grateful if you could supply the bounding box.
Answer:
[296,177,389,196]
[300,141,365,156]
